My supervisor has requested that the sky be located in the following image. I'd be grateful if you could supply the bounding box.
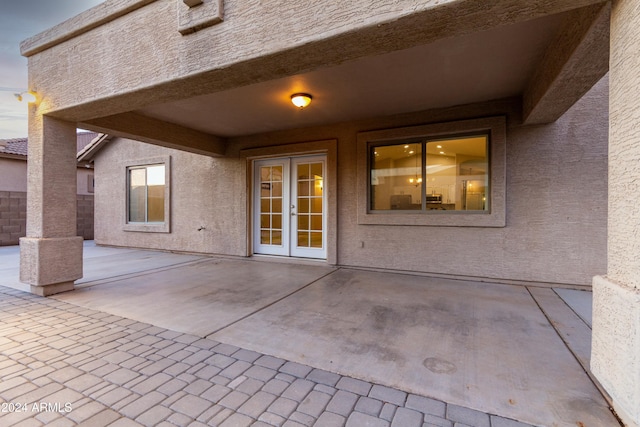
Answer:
[0,0,104,139]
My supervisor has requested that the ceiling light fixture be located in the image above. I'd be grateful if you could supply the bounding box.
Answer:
[291,93,312,109]
[14,90,37,103]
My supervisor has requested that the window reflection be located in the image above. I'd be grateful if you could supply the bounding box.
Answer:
[370,135,488,212]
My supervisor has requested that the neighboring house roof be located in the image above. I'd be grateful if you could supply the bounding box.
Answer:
[77,133,112,162]
[0,137,28,157]
[0,132,100,162]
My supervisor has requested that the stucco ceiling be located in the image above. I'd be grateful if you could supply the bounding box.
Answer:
[137,12,566,138]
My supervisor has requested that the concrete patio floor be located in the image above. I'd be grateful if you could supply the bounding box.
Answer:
[0,242,618,426]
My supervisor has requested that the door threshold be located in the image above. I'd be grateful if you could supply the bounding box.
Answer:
[251,254,329,266]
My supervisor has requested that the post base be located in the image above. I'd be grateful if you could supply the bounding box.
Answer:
[20,237,83,296]
[591,275,640,427]
[30,282,75,297]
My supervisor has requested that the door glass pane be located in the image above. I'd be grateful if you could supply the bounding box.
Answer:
[311,198,323,214]
[298,215,309,230]
[298,164,309,179]
[310,215,322,230]
[272,214,282,229]
[298,198,309,213]
[310,163,322,177]
[272,182,282,197]
[295,161,324,250]
[272,198,282,213]
[298,180,310,196]
[311,177,323,197]
[310,232,323,248]
[260,165,284,245]
[260,198,270,213]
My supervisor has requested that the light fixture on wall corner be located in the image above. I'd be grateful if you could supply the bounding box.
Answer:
[291,93,312,109]
[14,90,37,103]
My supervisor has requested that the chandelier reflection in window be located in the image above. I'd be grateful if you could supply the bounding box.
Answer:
[408,144,422,187]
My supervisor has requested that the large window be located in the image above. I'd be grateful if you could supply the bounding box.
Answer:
[124,156,170,233]
[357,117,506,227]
[370,135,489,212]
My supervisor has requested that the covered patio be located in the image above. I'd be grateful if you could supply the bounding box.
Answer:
[16,1,640,425]
[1,242,616,426]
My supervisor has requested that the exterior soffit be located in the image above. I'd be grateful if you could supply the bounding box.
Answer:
[24,0,611,146]
[30,0,608,122]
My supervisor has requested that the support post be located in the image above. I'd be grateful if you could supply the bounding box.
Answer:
[19,111,83,296]
[591,1,640,426]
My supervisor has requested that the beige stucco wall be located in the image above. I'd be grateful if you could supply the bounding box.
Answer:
[94,141,246,256]
[590,1,640,426]
[76,167,94,196]
[0,158,28,192]
[94,76,608,286]
[0,157,93,196]
[24,0,602,123]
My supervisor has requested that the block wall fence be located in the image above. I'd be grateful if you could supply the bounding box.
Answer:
[0,192,93,246]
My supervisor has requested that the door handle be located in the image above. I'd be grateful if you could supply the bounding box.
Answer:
[291,204,296,216]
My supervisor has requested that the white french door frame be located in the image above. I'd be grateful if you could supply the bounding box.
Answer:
[252,155,327,259]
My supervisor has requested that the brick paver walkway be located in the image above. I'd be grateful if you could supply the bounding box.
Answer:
[0,287,533,427]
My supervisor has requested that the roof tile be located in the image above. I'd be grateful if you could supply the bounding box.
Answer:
[0,132,99,158]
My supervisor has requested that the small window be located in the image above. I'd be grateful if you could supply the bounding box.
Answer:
[128,165,166,223]
[370,135,489,212]
[124,156,170,233]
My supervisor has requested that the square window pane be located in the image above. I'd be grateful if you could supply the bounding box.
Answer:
[260,198,270,213]
[146,165,165,186]
[311,179,323,197]
[298,164,309,179]
[261,166,272,181]
[310,215,323,230]
[297,231,309,247]
[261,230,271,245]
[261,182,271,197]
[272,198,282,213]
[310,163,323,178]
[271,182,282,197]
[272,231,282,245]
[272,214,282,230]
[311,197,323,213]
[129,168,146,187]
[298,198,309,213]
[260,214,270,228]
[298,215,309,231]
[298,180,310,196]
[310,232,323,248]
[271,166,283,182]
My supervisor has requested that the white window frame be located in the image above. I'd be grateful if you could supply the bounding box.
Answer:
[357,117,506,227]
[123,156,171,233]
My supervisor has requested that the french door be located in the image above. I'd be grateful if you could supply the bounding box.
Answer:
[253,155,327,259]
